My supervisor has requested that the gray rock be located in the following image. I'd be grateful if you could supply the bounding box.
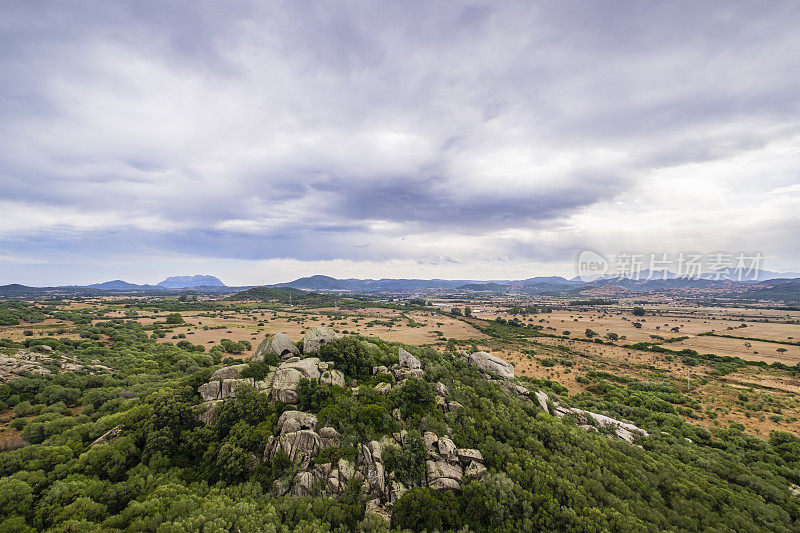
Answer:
[398,348,421,369]
[303,327,338,354]
[423,431,438,453]
[338,458,356,481]
[464,461,487,480]
[456,448,483,464]
[553,406,648,443]
[266,429,322,464]
[372,365,389,376]
[253,333,299,361]
[393,368,425,381]
[327,475,340,493]
[467,351,514,379]
[271,357,322,403]
[320,369,346,387]
[277,410,318,433]
[198,381,222,401]
[435,382,449,396]
[374,382,392,395]
[446,401,463,413]
[194,400,222,425]
[535,391,550,414]
[319,426,339,439]
[426,459,462,482]
[291,471,314,496]
[429,477,461,491]
[210,364,248,381]
[438,437,457,462]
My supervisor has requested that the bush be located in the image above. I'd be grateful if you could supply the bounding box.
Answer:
[319,337,376,380]
[391,487,460,531]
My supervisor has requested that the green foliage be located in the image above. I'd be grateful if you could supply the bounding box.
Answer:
[1,299,800,532]
[389,377,435,419]
[164,312,184,324]
[319,337,376,380]
[382,430,427,486]
[391,487,460,531]
[239,360,272,381]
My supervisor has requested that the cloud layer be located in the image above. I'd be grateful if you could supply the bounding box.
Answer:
[2,1,799,285]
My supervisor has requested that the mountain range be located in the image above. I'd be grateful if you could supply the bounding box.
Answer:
[1,272,799,302]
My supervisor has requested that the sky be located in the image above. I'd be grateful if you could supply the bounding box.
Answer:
[1,1,800,286]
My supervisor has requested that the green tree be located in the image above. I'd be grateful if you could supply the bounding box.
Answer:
[165,312,184,324]
[319,337,376,380]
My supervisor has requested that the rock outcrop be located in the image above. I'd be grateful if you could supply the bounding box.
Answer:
[253,333,299,361]
[534,390,649,444]
[398,348,421,369]
[271,357,323,403]
[197,356,334,406]
[421,432,487,491]
[265,412,325,467]
[467,351,515,379]
[303,327,338,354]
[392,348,425,381]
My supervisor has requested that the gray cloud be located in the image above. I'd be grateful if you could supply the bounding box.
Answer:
[1,1,800,284]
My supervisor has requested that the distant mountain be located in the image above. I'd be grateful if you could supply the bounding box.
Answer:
[87,280,146,290]
[738,278,800,303]
[274,275,354,291]
[273,276,479,292]
[519,276,580,285]
[157,275,226,288]
[228,286,338,306]
[457,282,508,292]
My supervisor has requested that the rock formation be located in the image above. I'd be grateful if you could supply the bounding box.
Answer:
[466,351,515,379]
[302,327,338,354]
[253,333,299,361]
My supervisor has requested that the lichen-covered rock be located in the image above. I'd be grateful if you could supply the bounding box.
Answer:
[435,382,449,396]
[374,382,392,395]
[464,460,487,480]
[423,432,438,454]
[553,405,648,444]
[303,327,338,354]
[426,459,462,482]
[265,429,322,464]
[456,448,483,464]
[393,368,425,381]
[360,442,386,497]
[194,400,222,426]
[320,369,345,387]
[467,351,514,379]
[319,426,339,439]
[253,333,299,361]
[277,410,318,433]
[291,471,314,496]
[398,348,421,369]
[319,426,340,447]
[210,364,248,381]
[535,391,550,414]
[271,357,323,403]
[438,436,457,462]
[198,381,222,401]
[429,477,461,491]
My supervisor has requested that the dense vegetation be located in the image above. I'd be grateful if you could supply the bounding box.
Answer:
[0,302,799,531]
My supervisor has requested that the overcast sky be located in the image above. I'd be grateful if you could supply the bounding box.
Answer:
[2,1,799,285]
